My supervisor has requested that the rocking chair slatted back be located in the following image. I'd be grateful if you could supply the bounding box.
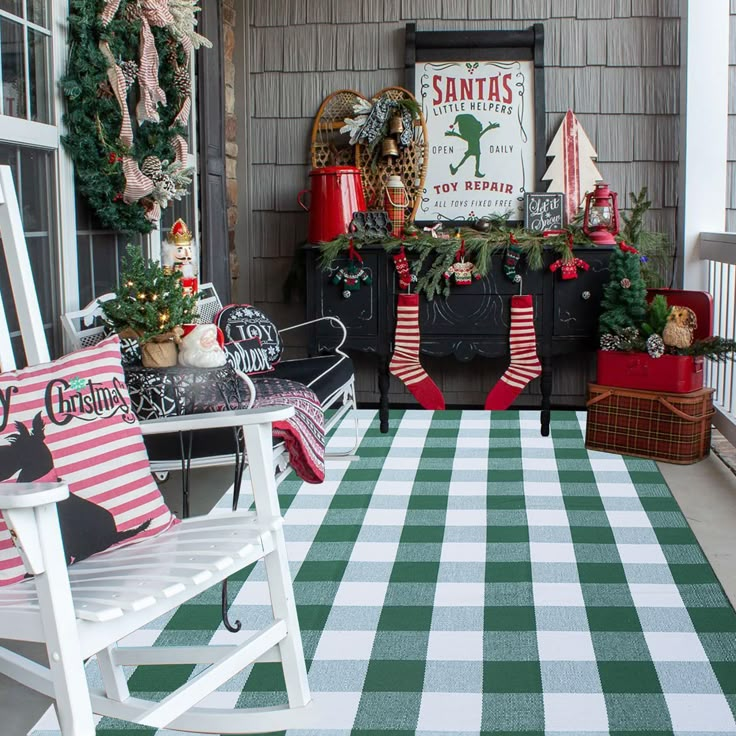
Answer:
[0,164,311,734]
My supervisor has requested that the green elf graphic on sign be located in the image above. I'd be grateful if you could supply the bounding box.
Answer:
[445,115,500,178]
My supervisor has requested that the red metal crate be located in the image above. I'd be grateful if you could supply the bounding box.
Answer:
[596,350,704,393]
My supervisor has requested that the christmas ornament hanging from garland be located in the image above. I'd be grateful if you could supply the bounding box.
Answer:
[61,0,211,234]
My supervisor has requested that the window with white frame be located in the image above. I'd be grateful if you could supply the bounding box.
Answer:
[0,0,59,363]
[0,1,200,364]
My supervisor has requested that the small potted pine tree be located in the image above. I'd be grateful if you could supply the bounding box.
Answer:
[102,245,198,368]
[597,242,736,392]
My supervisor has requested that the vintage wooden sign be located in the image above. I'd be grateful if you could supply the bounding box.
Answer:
[524,192,565,231]
[407,25,546,226]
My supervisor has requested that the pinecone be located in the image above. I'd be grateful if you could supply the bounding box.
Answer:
[646,333,665,359]
[157,176,177,198]
[620,326,639,342]
[600,334,619,351]
[122,0,142,23]
[97,80,114,99]
[173,68,191,97]
[120,60,138,89]
[141,156,162,179]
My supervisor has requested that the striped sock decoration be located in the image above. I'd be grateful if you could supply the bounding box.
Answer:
[389,293,445,410]
[484,294,542,410]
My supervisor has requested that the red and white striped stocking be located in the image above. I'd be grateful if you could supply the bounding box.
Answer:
[484,294,542,410]
[389,293,445,410]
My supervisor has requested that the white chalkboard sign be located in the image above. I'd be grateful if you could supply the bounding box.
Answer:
[524,193,565,231]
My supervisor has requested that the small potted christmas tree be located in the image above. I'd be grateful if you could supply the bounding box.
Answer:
[102,245,198,368]
[598,243,648,338]
[597,242,736,392]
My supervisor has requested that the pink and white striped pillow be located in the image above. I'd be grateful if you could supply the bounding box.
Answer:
[0,336,176,586]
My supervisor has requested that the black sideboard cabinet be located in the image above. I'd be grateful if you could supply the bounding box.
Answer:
[305,245,612,435]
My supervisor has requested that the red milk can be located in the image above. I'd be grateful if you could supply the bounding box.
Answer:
[297,166,367,243]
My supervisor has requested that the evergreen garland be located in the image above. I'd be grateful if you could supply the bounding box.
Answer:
[318,223,589,300]
[672,337,736,361]
[61,0,201,234]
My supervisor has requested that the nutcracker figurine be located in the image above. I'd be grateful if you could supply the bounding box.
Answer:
[163,218,198,295]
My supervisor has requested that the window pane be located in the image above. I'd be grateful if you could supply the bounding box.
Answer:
[28,27,49,122]
[0,0,22,18]
[75,191,143,303]
[27,0,48,28]
[1,18,26,119]
[0,143,59,363]
[161,193,195,239]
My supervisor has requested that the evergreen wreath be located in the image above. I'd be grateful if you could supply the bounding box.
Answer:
[62,0,210,234]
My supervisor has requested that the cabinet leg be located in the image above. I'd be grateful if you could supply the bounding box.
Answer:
[378,355,390,434]
[540,358,552,437]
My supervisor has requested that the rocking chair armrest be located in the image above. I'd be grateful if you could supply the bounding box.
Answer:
[278,316,348,352]
[139,405,294,435]
[0,483,71,575]
[0,481,70,509]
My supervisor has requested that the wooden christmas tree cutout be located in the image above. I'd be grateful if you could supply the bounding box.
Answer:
[542,110,603,224]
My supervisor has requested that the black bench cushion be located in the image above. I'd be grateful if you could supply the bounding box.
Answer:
[269,354,354,404]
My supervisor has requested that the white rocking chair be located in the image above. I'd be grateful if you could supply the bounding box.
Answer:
[0,170,311,733]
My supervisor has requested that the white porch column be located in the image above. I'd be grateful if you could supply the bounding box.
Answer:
[678,0,730,290]
[53,0,80,327]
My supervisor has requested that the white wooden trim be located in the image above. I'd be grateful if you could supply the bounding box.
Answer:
[148,227,162,263]
[699,232,736,265]
[713,405,736,447]
[678,0,730,291]
[0,116,58,148]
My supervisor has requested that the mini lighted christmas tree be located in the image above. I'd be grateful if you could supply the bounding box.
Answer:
[102,245,198,343]
[598,242,648,337]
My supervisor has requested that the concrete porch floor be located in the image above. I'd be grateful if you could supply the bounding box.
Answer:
[1,445,735,736]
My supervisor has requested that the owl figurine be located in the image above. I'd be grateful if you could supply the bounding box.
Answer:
[662,306,697,349]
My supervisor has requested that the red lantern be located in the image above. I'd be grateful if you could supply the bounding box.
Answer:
[583,182,620,245]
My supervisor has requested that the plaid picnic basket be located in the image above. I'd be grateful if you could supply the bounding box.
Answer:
[585,383,714,464]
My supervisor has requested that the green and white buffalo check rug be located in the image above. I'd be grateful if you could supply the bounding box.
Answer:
[33,410,736,735]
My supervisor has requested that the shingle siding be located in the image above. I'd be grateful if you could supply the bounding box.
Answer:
[242,0,686,406]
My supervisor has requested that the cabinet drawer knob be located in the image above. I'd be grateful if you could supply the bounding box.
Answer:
[582,290,591,300]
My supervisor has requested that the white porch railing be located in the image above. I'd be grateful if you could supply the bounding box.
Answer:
[698,232,736,447]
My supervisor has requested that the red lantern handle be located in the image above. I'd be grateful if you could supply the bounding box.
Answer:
[609,191,620,236]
